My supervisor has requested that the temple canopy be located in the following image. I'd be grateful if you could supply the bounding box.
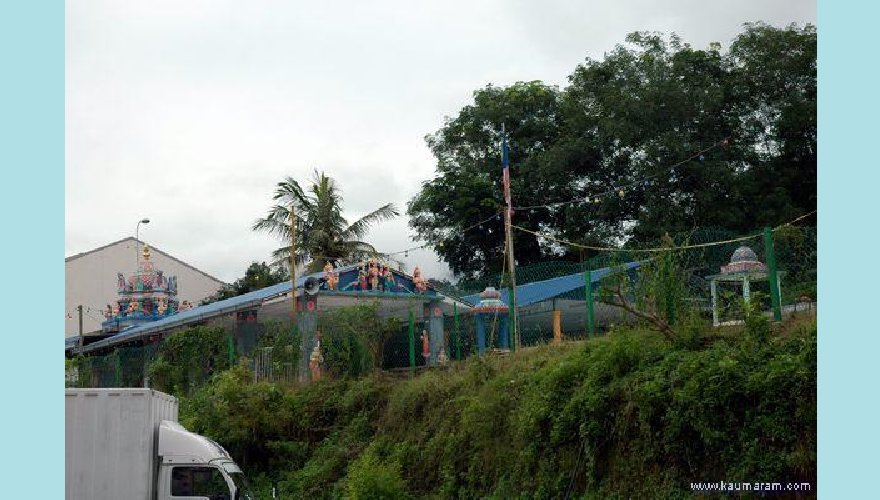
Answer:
[707,245,783,327]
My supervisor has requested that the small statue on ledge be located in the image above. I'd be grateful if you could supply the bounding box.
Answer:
[368,258,380,291]
[324,262,339,291]
[382,265,395,292]
[358,266,368,291]
[413,266,427,294]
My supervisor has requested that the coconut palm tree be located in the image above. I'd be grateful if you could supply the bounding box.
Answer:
[253,169,399,273]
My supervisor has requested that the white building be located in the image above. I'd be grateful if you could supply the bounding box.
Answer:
[65,238,226,338]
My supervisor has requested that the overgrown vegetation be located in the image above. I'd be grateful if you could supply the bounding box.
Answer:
[318,302,403,377]
[148,325,229,395]
[175,317,815,498]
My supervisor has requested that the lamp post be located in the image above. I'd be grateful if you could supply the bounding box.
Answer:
[136,218,150,269]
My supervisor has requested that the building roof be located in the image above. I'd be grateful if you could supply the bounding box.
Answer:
[72,261,643,354]
[66,237,227,286]
[75,264,467,354]
[461,261,642,308]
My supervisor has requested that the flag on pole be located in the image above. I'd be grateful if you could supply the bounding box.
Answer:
[502,134,512,218]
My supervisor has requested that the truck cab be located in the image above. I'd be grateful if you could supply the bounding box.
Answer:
[157,421,255,500]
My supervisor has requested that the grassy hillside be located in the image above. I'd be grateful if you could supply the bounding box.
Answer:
[180,318,816,498]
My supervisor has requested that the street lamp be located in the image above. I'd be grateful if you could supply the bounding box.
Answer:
[136,218,150,269]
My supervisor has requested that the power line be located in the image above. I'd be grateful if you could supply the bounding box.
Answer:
[383,212,503,257]
[511,210,814,253]
[514,138,729,211]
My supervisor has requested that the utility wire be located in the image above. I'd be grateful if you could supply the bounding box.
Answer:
[511,210,815,253]
[514,138,729,211]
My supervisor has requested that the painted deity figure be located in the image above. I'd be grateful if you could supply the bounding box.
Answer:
[358,266,368,291]
[437,347,448,366]
[128,300,139,314]
[104,305,113,319]
[156,270,165,289]
[368,258,380,291]
[157,297,167,315]
[324,262,339,291]
[382,265,395,292]
[413,266,427,293]
[421,329,431,362]
[111,302,120,316]
[309,335,324,381]
[117,273,126,292]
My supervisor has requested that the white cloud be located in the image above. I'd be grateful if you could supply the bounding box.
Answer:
[66,0,815,283]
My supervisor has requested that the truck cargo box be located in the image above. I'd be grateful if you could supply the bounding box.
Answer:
[65,388,178,500]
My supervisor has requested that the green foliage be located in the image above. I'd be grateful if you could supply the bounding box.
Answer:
[181,320,815,498]
[743,294,771,343]
[65,357,81,387]
[147,326,229,396]
[318,303,403,377]
[409,24,816,278]
[254,319,300,375]
[344,451,409,500]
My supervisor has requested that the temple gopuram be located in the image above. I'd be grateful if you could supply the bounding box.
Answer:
[101,244,189,333]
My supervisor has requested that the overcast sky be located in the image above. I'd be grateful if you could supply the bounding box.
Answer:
[65,0,815,284]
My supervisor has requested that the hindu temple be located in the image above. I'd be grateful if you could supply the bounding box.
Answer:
[101,244,186,333]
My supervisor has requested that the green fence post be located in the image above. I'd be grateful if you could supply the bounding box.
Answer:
[114,350,122,387]
[585,270,595,338]
[453,302,462,361]
[764,226,783,321]
[227,333,235,368]
[408,308,416,375]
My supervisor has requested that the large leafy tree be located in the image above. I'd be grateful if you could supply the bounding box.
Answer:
[408,23,815,278]
[253,170,399,273]
[408,81,566,278]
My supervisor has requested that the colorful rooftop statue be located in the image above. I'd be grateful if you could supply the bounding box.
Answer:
[324,262,339,291]
[413,266,428,293]
[101,242,181,332]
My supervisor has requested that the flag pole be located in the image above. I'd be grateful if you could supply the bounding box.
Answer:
[502,130,520,349]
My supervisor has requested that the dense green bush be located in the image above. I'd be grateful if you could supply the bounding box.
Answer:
[318,303,402,377]
[147,325,229,395]
[179,319,816,498]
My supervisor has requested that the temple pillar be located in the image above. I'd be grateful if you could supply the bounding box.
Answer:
[425,300,445,365]
[298,292,319,382]
[475,314,486,355]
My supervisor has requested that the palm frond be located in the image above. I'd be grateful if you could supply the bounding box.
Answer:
[344,203,400,240]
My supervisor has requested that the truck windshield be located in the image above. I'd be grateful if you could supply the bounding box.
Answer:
[229,472,256,500]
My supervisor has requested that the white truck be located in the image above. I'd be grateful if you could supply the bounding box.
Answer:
[65,388,255,500]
